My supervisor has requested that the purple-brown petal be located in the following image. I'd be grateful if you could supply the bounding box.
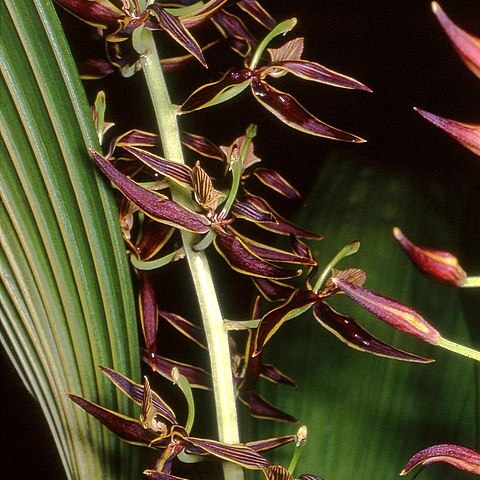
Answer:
[253,167,303,201]
[260,364,297,387]
[180,69,253,113]
[99,366,177,424]
[237,0,276,29]
[158,310,207,349]
[299,475,326,480]
[122,146,193,189]
[332,278,441,344]
[232,199,276,223]
[143,471,187,480]
[67,393,157,446]
[415,108,480,157]
[147,5,207,67]
[253,290,318,356]
[253,278,296,302]
[143,353,211,390]
[180,131,224,161]
[432,2,480,79]
[79,57,117,79]
[138,271,158,360]
[180,0,228,28]
[90,149,211,233]
[212,9,257,54]
[251,77,366,142]
[184,437,271,468]
[213,227,301,279]
[393,227,467,286]
[313,302,433,363]
[239,391,297,423]
[401,443,480,475]
[136,221,175,261]
[246,435,295,453]
[264,60,372,92]
[54,0,123,29]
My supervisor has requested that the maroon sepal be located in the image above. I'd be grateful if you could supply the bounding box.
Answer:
[239,391,297,423]
[212,10,257,56]
[213,227,301,279]
[253,278,296,302]
[90,149,210,233]
[246,435,295,453]
[253,290,318,356]
[147,4,207,67]
[143,353,211,390]
[99,366,177,424]
[135,220,175,261]
[237,0,276,29]
[122,146,193,189]
[401,443,480,475]
[251,77,366,142]
[54,0,123,29]
[313,302,433,363]
[260,364,297,387]
[143,471,186,480]
[180,131,224,161]
[80,57,117,79]
[333,278,441,344]
[253,167,303,201]
[67,393,158,446]
[138,271,159,360]
[232,199,276,223]
[158,310,207,349]
[180,0,228,29]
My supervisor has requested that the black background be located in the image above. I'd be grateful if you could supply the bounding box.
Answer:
[2,1,479,478]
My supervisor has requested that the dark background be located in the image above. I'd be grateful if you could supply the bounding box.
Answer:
[2,0,479,477]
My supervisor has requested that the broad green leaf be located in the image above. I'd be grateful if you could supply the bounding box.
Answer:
[1,1,142,478]
[247,153,479,479]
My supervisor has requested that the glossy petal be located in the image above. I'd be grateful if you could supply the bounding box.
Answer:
[238,0,275,29]
[393,227,467,286]
[254,290,318,355]
[232,199,275,223]
[332,278,441,344]
[432,2,480,79]
[253,278,296,302]
[99,366,177,424]
[90,149,211,233]
[67,393,157,446]
[54,0,123,29]
[136,221,175,261]
[184,437,271,468]
[212,10,257,55]
[213,227,301,279]
[138,271,159,359]
[251,77,366,142]
[254,167,303,201]
[239,391,297,422]
[122,146,193,189]
[401,443,480,475]
[158,310,207,349]
[143,353,211,390]
[180,69,253,113]
[264,60,371,92]
[415,108,480,156]
[181,130,224,161]
[246,435,295,453]
[260,364,297,387]
[313,302,433,363]
[147,5,207,67]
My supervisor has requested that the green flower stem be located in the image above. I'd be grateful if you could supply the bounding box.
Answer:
[134,25,244,480]
[437,337,480,362]
[463,276,480,288]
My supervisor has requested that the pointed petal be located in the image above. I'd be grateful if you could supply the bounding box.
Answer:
[213,227,301,279]
[332,278,441,344]
[232,199,276,223]
[246,435,295,453]
[147,5,207,67]
[393,227,467,286]
[181,131,224,161]
[239,391,297,422]
[251,78,366,141]
[432,2,480,79]
[313,302,433,363]
[180,69,252,113]
[263,465,295,480]
[158,310,207,349]
[212,10,257,55]
[253,278,296,302]
[143,353,212,390]
[143,471,187,480]
[54,0,123,29]
[138,271,159,359]
[99,366,177,424]
[253,290,318,355]
[415,108,480,156]
[254,168,303,201]
[180,0,228,28]
[122,146,193,189]
[265,60,371,92]
[67,393,156,446]
[299,475,325,480]
[90,149,211,233]
[260,364,297,387]
[401,443,480,475]
[79,57,117,79]
[184,437,271,468]
[111,129,159,156]
[136,221,175,261]
[238,0,276,29]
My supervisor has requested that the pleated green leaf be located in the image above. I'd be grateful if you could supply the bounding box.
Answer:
[248,154,479,479]
[0,1,142,478]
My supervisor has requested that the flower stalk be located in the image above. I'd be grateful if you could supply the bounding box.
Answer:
[133,20,243,480]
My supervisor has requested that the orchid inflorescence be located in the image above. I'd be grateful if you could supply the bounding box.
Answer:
[55,0,480,478]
